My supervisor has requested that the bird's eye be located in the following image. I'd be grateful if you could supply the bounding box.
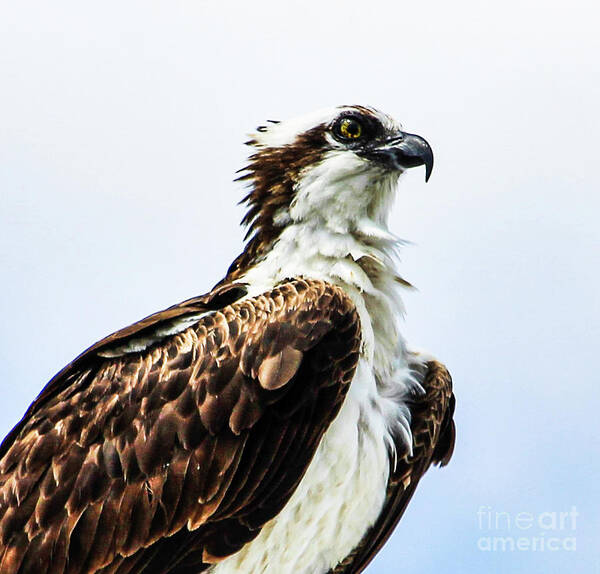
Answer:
[335,117,363,141]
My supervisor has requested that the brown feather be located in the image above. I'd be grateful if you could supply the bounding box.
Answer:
[257,346,303,390]
[225,126,330,282]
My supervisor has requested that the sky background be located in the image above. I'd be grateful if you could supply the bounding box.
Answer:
[1,1,599,572]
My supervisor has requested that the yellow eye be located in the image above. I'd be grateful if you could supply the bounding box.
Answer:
[338,117,363,140]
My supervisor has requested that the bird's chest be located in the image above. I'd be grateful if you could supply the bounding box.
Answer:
[211,357,394,574]
[215,246,409,573]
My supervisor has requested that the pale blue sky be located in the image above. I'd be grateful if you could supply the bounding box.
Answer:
[1,1,599,572]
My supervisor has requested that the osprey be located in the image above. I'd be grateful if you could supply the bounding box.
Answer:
[0,105,455,573]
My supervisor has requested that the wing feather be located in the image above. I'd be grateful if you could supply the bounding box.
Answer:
[0,278,361,574]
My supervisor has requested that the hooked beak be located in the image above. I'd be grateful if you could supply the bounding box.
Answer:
[363,131,434,182]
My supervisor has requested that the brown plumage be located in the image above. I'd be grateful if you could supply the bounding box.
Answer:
[0,279,361,573]
[227,125,329,282]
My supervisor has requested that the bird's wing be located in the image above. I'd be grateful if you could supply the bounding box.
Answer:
[0,278,361,574]
[331,359,456,574]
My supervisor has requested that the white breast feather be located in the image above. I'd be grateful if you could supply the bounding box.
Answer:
[212,154,423,574]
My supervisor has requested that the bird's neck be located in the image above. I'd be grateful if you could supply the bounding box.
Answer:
[226,158,401,284]
[228,176,409,370]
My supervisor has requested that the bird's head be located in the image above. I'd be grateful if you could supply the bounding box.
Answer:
[234,105,433,270]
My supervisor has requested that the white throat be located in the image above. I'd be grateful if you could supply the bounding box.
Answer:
[240,154,409,369]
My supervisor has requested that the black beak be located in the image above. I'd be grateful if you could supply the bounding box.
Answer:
[363,131,434,182]
[392,132,434,182]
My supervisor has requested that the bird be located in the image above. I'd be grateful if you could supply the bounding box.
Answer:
[0,105,455,574]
